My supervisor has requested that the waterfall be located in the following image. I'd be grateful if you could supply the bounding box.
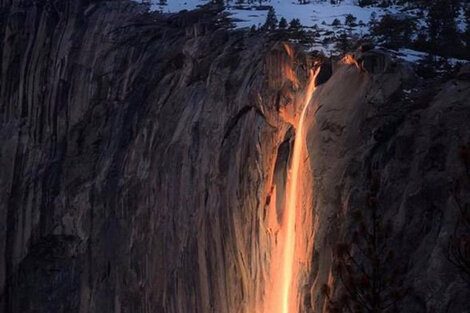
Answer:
[265,67,320,313]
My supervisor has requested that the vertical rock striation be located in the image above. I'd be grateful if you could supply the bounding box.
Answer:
[0,1,303,312]
[0,1,469,313]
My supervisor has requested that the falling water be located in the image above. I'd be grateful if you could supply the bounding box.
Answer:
[265,67,320,313]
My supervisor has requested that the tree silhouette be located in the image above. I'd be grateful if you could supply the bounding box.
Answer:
[263,7,278,30]
[335,31,352,53]
[464,6,470,52]
[289,18,302,30]
[279,17,288,29]
[447,144,470,286]
[325,173,410,313]
[426,0,460,57]
[372,14,416,49]
[345,14,357,27]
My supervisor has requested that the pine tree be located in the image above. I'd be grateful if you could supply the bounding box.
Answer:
[289,18,302,30]
[345,14,357,27]
[372,14,416,49]
[427,0,461,57]
[464,6,470,56]
[288,18,305,41]
[279,17,288,29]
[335,31,352,52]
[369,12,378,28]
[263,7,278,30]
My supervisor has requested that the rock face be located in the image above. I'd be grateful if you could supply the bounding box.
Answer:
[458,64,470,80]
[302,60,470,313]
[0,1,291,312]
[0,1,469,313]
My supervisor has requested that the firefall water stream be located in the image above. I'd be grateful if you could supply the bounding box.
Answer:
[265,67,320,313]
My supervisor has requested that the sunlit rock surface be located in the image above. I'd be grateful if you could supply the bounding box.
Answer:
[0,1,469,313]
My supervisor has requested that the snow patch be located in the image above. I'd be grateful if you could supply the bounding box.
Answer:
[135,0,469,63]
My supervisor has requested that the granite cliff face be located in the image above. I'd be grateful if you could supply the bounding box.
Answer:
[301,59,470,313]
[0,1,469,313]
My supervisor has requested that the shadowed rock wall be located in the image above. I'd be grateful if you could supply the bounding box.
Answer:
[0,1,302,312]
[301,60,470,313]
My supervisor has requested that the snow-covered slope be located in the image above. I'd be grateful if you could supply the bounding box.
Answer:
[146,0,206,12]
[227,0,396,30]
[142,0,398,30]
[138,0,469,63]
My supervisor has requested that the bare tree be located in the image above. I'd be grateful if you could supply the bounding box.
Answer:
[324,173,410,313]
[447,145,470,285]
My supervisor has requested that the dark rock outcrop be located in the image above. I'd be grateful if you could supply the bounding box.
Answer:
[357,49,394,74]
[458,64,470,80]
[359,42,374,53]
[314,60,332,86]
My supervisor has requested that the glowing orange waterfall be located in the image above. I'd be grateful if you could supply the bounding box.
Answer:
[264,67,320,313]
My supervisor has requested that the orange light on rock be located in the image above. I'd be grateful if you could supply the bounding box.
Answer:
[264,65,320,313]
